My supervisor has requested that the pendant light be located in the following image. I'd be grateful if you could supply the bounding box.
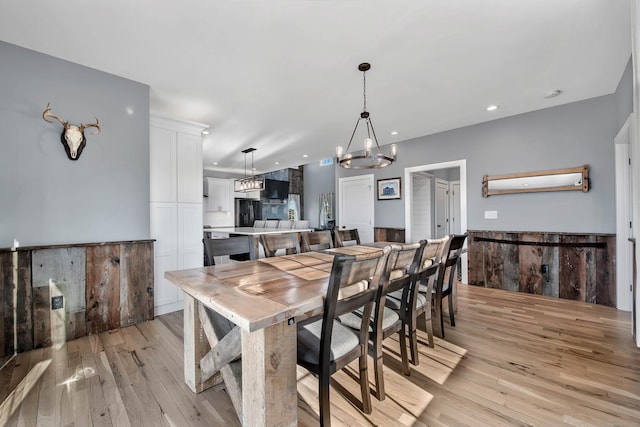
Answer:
[336,63,397,169]
[234,148,265,192]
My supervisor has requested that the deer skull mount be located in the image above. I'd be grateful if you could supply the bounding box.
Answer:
[42,102,101,160]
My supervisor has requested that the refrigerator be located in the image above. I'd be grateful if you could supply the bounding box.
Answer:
[235,198,262,227]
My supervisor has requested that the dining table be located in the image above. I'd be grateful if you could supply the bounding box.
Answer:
[165,244,384,426]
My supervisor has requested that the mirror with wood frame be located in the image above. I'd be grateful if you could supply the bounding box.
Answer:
[482,165,589,197]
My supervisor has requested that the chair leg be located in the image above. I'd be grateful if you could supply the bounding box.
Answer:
[319,371,331,426]
[373,350,385,400]
[398,328,410,375]
[448,293,455,327]
[410,314,421,365]
[359,353,373,414]
[426,318,434,348]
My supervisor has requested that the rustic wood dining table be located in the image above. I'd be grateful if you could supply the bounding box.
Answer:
[165,245,384,426]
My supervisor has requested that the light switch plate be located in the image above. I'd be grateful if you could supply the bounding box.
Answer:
[484,210,498,219]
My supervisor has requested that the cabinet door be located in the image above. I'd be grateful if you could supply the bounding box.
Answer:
[207,178,231,212]
[150,202,179,309]
[177,132,203,203]
[178,203,204,270]
[150,127,177,202]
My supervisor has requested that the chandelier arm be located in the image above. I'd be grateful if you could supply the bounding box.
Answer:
[367,117,383,151]
[344,116,362,154]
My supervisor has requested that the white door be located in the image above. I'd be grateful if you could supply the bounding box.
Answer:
[434,179,449,238]
[338,175,374,243]
[450,181,461,234]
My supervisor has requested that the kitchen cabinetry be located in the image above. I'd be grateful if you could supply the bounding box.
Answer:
[205,177,231,212]
[150,115,207,315]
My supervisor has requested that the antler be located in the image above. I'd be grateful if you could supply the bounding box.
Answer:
[80,118,101,135]
[42,102,68,127]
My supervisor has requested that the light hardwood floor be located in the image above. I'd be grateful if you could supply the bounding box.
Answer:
[1,284,639,426]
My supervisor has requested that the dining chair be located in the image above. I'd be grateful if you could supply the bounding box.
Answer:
[301,230,334,252]
[294,220,310,230]
[334,228,361,247]
[277,220,295,229]
[297,246,390,426]
[202,237,252,266]
[260,233,301,257]
[264,220,279,228]
[434,234,467,333]
[253,220,266,228]
[339,242,425,400]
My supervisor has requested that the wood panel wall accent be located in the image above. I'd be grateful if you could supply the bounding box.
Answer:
[467,230,615,306]
[0,240,154,357]
[374,227,406,243]
[0,251,14,357]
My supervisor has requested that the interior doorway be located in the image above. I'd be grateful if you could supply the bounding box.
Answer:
[405,160,467,282]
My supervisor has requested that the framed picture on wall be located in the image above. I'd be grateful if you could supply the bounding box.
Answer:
[377,177,401,200]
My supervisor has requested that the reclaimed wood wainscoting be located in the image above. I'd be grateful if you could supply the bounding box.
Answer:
[467,230,615,306]
[0,240,154,358]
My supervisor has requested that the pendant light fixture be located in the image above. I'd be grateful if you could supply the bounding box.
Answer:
[234,148,265,192]
[336,62,397,169]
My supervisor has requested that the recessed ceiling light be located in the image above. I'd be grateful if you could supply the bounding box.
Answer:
[486,105,499,112]
[390,131,399,136]
[212,162,218,165]
[252,167,257,171]
[202,129,211,135]
[275,161,280,165]
[544,89,562,99]
[303,154,309,158]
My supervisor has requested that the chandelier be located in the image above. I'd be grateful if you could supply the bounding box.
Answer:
[234,148,265,192]
[336,63,397,169]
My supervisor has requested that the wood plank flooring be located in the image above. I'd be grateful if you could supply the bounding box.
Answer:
[1,284,639,426]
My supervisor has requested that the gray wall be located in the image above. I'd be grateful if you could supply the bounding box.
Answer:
[303,161,335,228]
[336,59,633,234]
[0,41,150,247]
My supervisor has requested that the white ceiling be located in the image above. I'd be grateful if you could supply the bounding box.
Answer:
[0,1,631,177]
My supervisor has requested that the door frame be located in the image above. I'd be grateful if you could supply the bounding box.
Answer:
[405,160,467,282]
[615,114,633,311]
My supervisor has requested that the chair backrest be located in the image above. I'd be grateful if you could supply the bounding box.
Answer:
[203,237,252,266]
[277,220,294,229]
[422,236,449,268]
[264,220,280,228]
[253,220,266,228]
[373,241,425,327]
[320,247,390,364]
[436,234,467,292]
[335,228,361,247]
[294,220,310,230]
[301,230,334,252]
[261,233,301,257]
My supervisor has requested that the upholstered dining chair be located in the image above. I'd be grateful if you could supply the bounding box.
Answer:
[277,220,294,229]
[253,220,266,228]
[432,234,467,335]
[294,220,310,230]
[340,242,425,400]
[202,237,252,266]
[297,246,390,426]
[301,230,334,252]
[264,220,279,228]
[260,233,301,257]
[334,228,361,247]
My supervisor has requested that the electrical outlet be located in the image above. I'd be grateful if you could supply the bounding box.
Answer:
[51,295,64,310]
[541,264,549,274]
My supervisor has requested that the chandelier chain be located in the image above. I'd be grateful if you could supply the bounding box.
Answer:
[363,70,367,112]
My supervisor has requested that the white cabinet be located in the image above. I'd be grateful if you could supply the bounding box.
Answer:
[150,115,207,315]
[206,177,231,212]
